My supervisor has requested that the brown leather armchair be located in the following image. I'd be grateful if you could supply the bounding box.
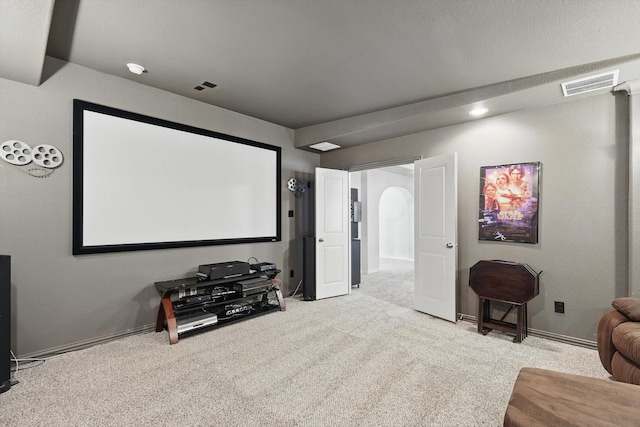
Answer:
[597,297,640,385]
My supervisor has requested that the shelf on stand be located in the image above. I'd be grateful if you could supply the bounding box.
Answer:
[155,270,285,344]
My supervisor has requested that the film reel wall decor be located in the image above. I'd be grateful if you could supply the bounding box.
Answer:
[0,140,64,178]
[287,178,307,198]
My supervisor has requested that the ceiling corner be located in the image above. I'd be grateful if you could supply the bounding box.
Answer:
[0,0,56,86]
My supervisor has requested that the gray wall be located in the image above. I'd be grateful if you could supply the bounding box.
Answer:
[0,58,319,356]
[322,93,629,343]
[1,55,631,354]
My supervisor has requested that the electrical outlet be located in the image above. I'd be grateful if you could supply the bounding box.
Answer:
[290,269,294,278]
[554,301,565,313]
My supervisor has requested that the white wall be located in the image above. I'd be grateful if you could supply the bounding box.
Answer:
[379,186,413,261]
[0,58,320,356]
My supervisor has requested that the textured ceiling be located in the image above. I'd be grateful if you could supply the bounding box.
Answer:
[2,0,640,150]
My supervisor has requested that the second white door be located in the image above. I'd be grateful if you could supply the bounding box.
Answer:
[315,167,350,300]
[414,153,458,322]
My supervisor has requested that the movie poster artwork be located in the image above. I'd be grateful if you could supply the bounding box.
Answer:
[478,162,540,243]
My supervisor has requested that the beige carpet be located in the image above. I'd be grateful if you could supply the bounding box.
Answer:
[0,261,610,426]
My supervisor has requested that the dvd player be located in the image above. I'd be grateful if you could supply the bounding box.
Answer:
[176,312,218,334]
[235,277,272,297]
[173,294,212,311]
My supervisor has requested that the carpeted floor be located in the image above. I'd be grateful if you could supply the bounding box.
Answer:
[359,258,415,309]
[0,261,610,426]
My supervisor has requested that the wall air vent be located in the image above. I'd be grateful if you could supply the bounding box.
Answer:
[561,70,619,97]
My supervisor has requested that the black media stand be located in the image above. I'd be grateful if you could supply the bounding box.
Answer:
[155,269,285,345]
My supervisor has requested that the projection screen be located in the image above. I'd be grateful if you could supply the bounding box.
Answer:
[73,100,281,255]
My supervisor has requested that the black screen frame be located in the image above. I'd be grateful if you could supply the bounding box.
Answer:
[72,99,281,255]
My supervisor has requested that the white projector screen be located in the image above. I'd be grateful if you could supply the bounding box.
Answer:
[73,100,281,255]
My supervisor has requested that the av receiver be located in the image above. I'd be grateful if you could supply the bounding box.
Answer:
[198,261,250,281]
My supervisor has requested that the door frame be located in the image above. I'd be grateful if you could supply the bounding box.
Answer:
[348,157,421,275]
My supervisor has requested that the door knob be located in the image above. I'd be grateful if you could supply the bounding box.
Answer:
[319,238,324,242]
[446,242,454,248]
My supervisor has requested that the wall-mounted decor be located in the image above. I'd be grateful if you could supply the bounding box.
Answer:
[73,100,281,255]
[0,140,64,178]
[478,162,540,243]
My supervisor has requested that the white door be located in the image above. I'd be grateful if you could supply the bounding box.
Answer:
[315,167,350,300]
[414,153,458,322]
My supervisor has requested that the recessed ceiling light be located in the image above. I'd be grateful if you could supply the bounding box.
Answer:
[126,63,146,75]
[469,107,488,116]
[309,142,341,152]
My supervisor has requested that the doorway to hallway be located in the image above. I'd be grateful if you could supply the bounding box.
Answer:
[349,163,414,298]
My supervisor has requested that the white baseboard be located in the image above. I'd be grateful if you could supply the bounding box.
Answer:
[21,315,598,359]
[458,314,597,349]
[18,324,156,359]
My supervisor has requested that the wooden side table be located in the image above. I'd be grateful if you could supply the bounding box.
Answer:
[469,260,540,343]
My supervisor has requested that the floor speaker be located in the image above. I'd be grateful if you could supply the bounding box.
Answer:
[351,239,361,287]
[302,236,315,301]
[0,255,10,393]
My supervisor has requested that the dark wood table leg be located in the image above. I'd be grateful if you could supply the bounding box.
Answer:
[515,305,524,343]
[524,303,528,338]
[477,298,485,334]
[160,296,179,344]
[156,295,167,332]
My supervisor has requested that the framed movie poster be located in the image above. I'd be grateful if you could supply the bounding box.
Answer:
[478,162,540,243]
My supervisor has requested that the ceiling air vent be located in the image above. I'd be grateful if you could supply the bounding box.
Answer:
[561,70,619,97]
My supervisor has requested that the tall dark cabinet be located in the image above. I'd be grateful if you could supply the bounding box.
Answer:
[351,239,361,287]
[351,189,362,287]
[0,255,11,393]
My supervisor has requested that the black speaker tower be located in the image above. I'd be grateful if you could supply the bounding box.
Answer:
[302,236,316,300]
[0,255,10,393]
[299,180,316,301]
